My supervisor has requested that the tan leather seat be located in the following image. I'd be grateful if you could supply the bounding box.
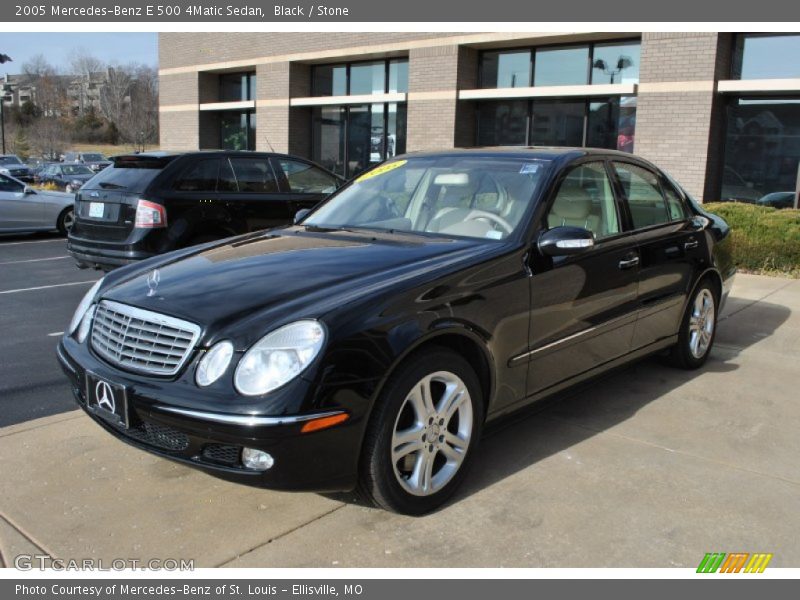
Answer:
[547,182,600,233]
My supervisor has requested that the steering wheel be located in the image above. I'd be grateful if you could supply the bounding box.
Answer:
[465,210,514,235]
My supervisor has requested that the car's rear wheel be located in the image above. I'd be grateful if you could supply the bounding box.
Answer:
[358,348,483,515]
[669,279,718,369]
[57,207,75,236]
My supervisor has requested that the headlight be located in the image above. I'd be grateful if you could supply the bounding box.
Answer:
[68,278,104,335]
[196,341,234,387]
[76,305,95,343]
[234,320,325,396]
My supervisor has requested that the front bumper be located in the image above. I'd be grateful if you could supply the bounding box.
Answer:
[56,339,364,492]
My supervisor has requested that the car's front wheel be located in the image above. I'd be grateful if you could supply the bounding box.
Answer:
[358,348,483,515]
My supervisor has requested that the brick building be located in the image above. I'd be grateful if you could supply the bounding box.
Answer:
[158,32,800,203]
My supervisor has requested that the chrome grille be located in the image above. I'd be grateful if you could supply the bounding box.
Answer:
[90,300,201,376]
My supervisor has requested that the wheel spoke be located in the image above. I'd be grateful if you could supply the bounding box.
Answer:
[392,427,425,462]
[408,450,435,493]
[440,431,468,464]
[436,382,466,421]
[405,385,428,423]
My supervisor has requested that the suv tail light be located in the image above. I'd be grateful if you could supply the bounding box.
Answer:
[134,200,167,229]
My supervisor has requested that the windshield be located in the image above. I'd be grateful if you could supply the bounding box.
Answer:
[0,156,23,165]
[82,154,105,161]
[304,156,549,241]
[62,165,94,176]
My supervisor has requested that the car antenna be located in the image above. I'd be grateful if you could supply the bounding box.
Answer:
[263,134,275,153]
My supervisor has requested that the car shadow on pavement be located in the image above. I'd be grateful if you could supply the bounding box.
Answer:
[326,298,791,512]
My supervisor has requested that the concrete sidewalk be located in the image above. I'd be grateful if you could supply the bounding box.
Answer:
[1,274,798,568]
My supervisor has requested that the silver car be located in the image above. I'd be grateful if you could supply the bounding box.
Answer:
[0,172,75,235]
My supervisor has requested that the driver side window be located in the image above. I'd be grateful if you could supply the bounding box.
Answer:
[547,162,619,240]
[0,173,24,193]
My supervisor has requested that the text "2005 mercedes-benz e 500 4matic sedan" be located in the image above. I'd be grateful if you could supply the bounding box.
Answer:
[58,148,735,515]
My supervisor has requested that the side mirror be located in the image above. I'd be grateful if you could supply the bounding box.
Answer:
[294,208,311,224]
[538,226,595,257]
[23,186,36,195]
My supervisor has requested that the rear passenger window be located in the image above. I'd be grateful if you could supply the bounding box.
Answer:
[174,159,219,192]
[613,162,670,229]
[217,159,238,192]
[230,158,279,193]
[276,159,338,194]
[662,181,687,221]
[548,162,620,240]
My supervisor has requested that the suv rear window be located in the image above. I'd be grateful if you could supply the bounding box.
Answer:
[83,155,173,194]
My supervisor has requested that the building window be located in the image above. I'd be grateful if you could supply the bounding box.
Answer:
[480,51,531,88]
[220,110,256,150]
[312,102,407,178]
[479,40,640,89]
[476,96,637,152]
[219,72,256,102]
[732,34,800,80]
[721,97,800,206]
[310,59,408,178]
[312,58,409,96]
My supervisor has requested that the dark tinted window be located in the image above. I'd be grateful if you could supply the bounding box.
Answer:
[276,159,338,194]
[313,64,347,96]
[84,156,171,193]
[219,72,256,101]
[229,158,278,193]
[0,173,24,192]
[477,100,528,145]
[218,159,238,192]
[530,100,584,146]
[613,162,671,229]
[174,159,219,192]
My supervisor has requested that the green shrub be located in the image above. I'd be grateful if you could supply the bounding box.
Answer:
[704,202,800,277]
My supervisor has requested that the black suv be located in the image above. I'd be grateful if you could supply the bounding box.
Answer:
[68,151,343,270]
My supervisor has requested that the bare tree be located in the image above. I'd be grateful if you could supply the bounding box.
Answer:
[21,54,68,117]
[70,49,105,116]
[29,117,69,159]
[122,65,159,150]
[98,64,132,131]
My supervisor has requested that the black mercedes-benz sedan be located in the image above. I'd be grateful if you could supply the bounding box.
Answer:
[57,148,735,514]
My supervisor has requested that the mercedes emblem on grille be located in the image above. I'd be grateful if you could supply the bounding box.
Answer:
[95,381,115,413]
[146,269,161,297]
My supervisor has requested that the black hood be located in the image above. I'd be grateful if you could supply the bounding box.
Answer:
[101,228,495,345]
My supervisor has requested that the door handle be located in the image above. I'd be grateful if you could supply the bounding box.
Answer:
[684,239,700,250]
[618,255,640,269]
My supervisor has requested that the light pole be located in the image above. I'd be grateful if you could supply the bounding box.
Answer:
[592,56,634,84]
[1,53,13,155]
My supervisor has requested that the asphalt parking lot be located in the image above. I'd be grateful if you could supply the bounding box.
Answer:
[1,234,799,568]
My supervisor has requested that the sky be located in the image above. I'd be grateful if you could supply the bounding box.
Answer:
[0,33,158,74]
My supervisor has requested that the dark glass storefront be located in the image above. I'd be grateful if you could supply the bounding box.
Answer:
[721,97,800,206]
[219,110,256,151]
[311,59,408,178]
[312,103,407,178]
[476,96,636,151]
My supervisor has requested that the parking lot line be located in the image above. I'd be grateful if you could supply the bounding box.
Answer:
[0,256,70,266]
[0,280,98,296]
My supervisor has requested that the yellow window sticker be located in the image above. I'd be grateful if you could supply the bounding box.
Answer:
[355,160,407,183]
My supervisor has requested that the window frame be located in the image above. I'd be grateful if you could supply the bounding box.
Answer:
[538,157,628,245]
[171,157,222,193]
[270,156,339,195]
[312,58,409,97]
[609,159,685,233]
[227,156,281,195]
[478,38,642,90]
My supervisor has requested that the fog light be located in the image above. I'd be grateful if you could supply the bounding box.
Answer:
[242,448,274,471]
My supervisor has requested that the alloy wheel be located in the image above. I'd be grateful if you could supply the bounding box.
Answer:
[390,371,473,497]
[688,288,715,359]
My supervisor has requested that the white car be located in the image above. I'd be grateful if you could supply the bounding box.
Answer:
[0,172,75,235]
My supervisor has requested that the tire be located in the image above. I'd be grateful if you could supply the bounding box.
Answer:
[668,279,718,370]
[57,207,75,236]
[358,348,484,515]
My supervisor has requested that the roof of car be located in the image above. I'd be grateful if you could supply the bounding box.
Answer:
[398,147,639,161]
